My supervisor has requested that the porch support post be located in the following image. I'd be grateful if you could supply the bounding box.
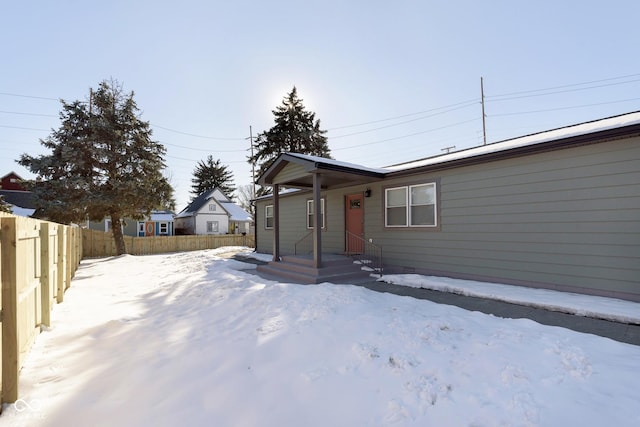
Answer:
[312,173,322,268]
[273,183,280,262]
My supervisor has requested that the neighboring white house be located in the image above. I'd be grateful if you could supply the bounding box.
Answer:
[174,188,253,235]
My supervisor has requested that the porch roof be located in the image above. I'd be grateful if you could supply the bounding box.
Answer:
[257,153,386,189]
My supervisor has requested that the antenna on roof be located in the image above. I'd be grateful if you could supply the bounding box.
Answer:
[481,77,487,145]
[441,145,456,154]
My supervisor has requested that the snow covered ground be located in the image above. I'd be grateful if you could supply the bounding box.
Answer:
[1,247,639,427]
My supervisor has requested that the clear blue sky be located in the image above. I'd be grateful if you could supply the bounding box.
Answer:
[2,0,639,211]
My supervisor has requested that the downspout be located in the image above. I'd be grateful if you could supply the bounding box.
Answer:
[252,200,257,252]
[273,184,280,262]
[312,172,322,268]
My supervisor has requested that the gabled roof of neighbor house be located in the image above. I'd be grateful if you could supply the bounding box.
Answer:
[176,188,251,221]
[219,202,252,222]
[257,111,640,189]
[176,188,229,218]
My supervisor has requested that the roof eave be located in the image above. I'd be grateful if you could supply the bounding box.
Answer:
[387,122,640,177]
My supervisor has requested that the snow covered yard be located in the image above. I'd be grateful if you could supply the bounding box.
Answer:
[1,248,639,427]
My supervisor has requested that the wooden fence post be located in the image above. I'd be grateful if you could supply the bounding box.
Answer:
[40,222,58,327]
[1,216,41,403]
[56,225,67,303]
[1,216,19,403]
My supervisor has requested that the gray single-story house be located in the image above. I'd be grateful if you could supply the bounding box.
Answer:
[175,188,253,235]
[254,111,640,302]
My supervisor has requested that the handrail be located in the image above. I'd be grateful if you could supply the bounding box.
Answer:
[345,231,383,277]
[294,230,314,255]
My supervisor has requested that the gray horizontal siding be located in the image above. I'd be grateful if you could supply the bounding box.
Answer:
[372,136,640,299]
[256,136,640,300]
[273,163,308,185]
[256,190,347,255]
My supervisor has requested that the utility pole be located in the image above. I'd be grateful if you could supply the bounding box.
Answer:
[248,126,258,249]
[249,125,256,199]
[481,77,487,145]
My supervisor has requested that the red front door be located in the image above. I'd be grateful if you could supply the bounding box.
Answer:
[345,193,364,254]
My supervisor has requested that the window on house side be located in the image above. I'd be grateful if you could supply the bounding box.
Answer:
[385,187,407,226]
[385,183,436,227]
[206,221,219,233]
[159,222,169,234]
[307,199,325,229]
[138,222,145,234]
[265,205,274,229]
[209,204,216,211]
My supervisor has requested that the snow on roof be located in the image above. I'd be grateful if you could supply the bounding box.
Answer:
[150,212,175,221]
[385,111,640,172]
[220,202,252,222]
[254,188,304,201]
[9,205,35,217]
[286,153,388,174]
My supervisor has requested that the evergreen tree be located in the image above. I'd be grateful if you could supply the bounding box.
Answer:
[190,155,235,199]
[19,79,174,255]
[0,195,12,213]
[249,87,331,194]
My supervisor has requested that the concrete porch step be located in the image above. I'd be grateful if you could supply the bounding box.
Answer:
[256,254,372,284]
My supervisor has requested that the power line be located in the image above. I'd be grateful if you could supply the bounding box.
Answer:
[332,117,479,151]
[165,153,249,164]
[487,76,640,102]
[0,110,58,118]
[328,102,478,139]
[160,140,247,153]
[0,124,50,131]
[150,123,245,141]
[326,98,478,131]
[0,92,59,101]
[489,96,640,118]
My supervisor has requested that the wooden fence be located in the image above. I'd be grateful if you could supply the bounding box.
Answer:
[0,213,82,406]
[82,228,255,258]
[0,219,252,408]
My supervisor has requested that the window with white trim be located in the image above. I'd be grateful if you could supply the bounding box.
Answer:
[209,204,217,211]
[265,205,274,229]
[385,183,436,227]
[159,222,169,235]
[306,198,325,229]
[206,221,219,233]
[138,222,145,234]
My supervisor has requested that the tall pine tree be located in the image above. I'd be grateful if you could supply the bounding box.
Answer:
[190,155,235,199]
[19,79,174,255]
[249,87,331,194]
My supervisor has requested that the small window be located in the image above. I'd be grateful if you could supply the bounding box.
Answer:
[159,222,169,235]
[138,222,145,234]
[206,221,219,233]
[385,187,407,227]
[307,199,325,229]
[209,204,217,211]
[385,183,437,227]
[410,184,436,226]
[265,205,274,229]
